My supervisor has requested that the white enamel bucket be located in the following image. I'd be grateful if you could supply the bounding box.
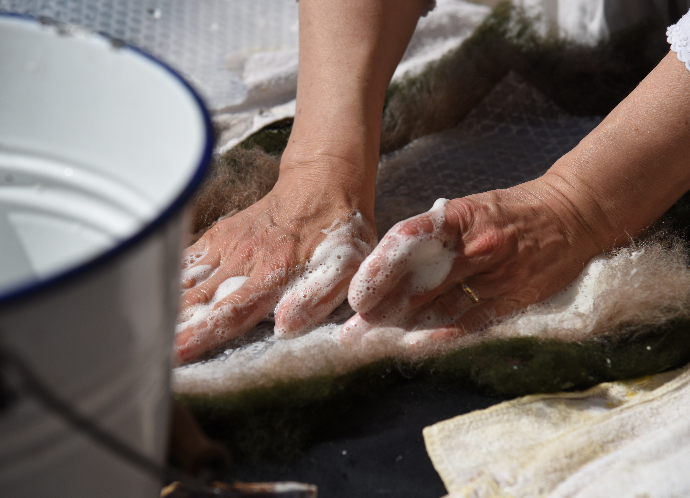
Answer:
[0,14,212,497]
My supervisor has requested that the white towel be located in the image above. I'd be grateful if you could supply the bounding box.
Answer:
[424,366,690,497]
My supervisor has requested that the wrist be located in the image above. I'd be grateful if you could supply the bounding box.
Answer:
[286,97,383,172]
[275,150,377,222]
[519,172,614,258]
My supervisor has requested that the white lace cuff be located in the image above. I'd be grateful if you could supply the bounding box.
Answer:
[668,9,690,72]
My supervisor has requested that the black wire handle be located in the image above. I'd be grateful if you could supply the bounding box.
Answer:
[0,342,227,496]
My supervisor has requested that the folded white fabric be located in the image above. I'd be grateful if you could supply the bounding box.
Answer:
[424,365,690,497]
[515,0,690,45]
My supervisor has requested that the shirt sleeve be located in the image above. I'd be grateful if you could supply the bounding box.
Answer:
[295,0,436,17]
[421,0,437,17]
[668,9,690,72]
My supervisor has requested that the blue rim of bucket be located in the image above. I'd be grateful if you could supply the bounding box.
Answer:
[0,12,215,307]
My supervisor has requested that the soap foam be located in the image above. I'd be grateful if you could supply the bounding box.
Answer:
[348,198,456,324]
[180,264,214,290]
[272,211,376,338]
[174,230,690,397]
[176,211,376,349]
[172,71,690,395]
[176,276,249,330]
[182,249,207,269]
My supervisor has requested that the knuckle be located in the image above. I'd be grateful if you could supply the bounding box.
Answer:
[446,198,478,232]
[185,286,214,305]
[465,228,507,259]
[233,240,257,263]
[508,285,542,306]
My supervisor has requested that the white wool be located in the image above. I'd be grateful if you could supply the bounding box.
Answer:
[173,235,690,396]
[506,256,609,332]
[172,74,690,396]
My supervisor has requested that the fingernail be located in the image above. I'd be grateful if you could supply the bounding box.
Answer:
[339,315,368,344]
[274,314,307,339]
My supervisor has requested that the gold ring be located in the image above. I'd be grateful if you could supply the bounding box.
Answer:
[461,283,480,304]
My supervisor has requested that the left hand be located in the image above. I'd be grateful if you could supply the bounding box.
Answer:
[343,50,690,347]
[341,176,606,345]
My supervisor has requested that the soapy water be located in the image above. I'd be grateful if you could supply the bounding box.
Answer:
[177,199,470,354]
[174,237,690,395]
[173,71,690,391]
[180,263,213,289]
[176,211,376,347]
[176,188,664,358]
[272,211,375,338]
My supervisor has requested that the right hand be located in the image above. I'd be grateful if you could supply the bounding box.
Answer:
[174,169,377,363]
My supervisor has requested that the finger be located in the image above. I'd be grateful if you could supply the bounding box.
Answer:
[393,299,514,354]
[274,237,367,338]
[348,213,456,314]
[428,298,520,340]
[340,280,434,347]
[341,281,478,346]
[340,312,376,345]
[181,238,209,270]
[408,282,478,328]
[180,264,215,290]
[179,261,247,309]
[175,281,276,362]
[347,231,405,313]
[274,276,350,338]
[354,278,414,326]
[459,272,545,306]
[348,214,437,312]
[349,261,473,333]
[180,237,225,289]
[340,273,423,346]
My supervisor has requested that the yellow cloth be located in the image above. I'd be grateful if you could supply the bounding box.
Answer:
[424,365,690,497]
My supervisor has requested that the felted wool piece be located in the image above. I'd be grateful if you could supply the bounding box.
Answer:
[174,73,690,400]
[379,2,669,154]
[424,365,690,498]
[174,5,690,461]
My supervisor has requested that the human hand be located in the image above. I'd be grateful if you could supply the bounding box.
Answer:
[341,177,606,347]
[175,171,376,362]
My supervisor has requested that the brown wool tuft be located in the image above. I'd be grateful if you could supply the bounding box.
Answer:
[187,147,280,244]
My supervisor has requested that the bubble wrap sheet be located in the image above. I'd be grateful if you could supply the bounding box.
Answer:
[173,73,603,395]
[0,0,300,109]
[1,0,490,115]
[374,71,602,235]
